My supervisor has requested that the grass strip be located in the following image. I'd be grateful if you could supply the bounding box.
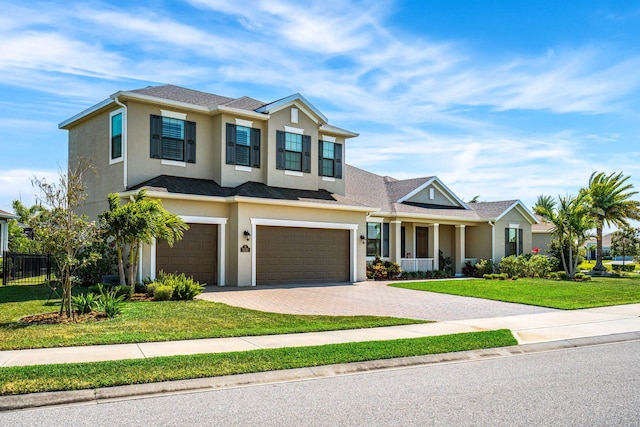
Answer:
[390,276,640,309]
[0,283,427,350]
[0,330,516,395]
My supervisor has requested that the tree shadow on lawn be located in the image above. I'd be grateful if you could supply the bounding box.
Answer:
[0,283,53,304]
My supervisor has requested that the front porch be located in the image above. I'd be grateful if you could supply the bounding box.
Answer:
[367,219,492,275]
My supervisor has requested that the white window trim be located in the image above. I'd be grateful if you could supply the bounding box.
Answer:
[235,118,253,128]
[322,176,335,182]
[109,108,124,165]
[235,165,252,172]
[161,109,187,120]
[284,125,304,135]
[285,170,303,177]
[149,216,227,286]
[250,218,359,286]
[321,135,336,142]
[161,159,186,167]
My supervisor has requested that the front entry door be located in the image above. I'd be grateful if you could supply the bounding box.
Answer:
[416,227,429,258]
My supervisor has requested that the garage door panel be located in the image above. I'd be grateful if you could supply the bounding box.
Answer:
[256,226,349,285]
[156,223,217,285]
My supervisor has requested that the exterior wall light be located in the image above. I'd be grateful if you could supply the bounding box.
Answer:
[244,230,251,241]
[360,234,366,244]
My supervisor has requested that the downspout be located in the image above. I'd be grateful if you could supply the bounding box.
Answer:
[113,96,128,190]
[489,221,495,266]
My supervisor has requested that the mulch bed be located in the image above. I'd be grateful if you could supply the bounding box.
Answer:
[19,311,110,325]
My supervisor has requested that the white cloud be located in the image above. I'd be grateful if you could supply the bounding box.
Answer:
[0,169,59,211]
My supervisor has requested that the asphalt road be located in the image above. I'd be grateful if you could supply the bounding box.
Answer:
[3,340,639,426]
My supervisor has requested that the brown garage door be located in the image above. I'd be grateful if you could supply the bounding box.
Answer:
[156,223,217,285]
[256,226,350,285]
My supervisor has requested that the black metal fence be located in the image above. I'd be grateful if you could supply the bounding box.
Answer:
[2,252,51,285]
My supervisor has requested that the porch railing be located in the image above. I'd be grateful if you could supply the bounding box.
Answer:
[400,258,434,272]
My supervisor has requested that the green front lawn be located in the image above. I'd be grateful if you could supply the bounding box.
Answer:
[0,283,427,350]
[0,329,516,395]
[390,276,640,309]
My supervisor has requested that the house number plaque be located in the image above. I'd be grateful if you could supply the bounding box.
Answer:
[240,245,250,253]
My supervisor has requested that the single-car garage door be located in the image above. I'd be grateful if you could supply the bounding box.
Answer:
[256,226,350,285]
[156,223,217,285]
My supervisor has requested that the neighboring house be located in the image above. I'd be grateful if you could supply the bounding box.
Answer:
[532,214,554,255]
[0,209,18,254]
[585,233,613,260]
[60,84,538,286]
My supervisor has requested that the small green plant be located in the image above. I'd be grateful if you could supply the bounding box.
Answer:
[72,293,100,314]
[483,274,492,280]
[97,290,125,318]
[557,271,568,280]
[366,256,401,280]
[153,284,174,301]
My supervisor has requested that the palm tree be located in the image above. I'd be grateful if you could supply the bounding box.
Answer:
[584,172,640,272]
[99,189,188,294]
[534,193,594,278]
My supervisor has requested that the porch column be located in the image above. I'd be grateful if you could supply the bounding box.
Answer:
[390,220,402,263]
[455,225,466,275]
[432,223,440,270]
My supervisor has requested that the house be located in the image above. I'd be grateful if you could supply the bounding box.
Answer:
[585,233,613,261]
[532,214,554,255]
[0,209,18,254]
[60,84,538,286]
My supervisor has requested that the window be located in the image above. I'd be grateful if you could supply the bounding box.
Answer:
[276,130,311,173]
[110,110,123,162]
[150,115,196,163]
[285,132,302,171]
[226,123,260,167]
[382,223,390,258]
[318,140,343,178]
[505,227,523,257]
[367,222,381,257]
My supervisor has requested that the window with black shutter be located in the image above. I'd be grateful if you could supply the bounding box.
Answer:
[149,114,196,163]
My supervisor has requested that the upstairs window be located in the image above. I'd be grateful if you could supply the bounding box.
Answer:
[318,140,343,178]
[505,227,523,257]
[225,123,260,168]
[276,130,311,173]
[150,115,196,163]
[109,110,123,162]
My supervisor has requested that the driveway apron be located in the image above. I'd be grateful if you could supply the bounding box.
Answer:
[197,280,557,321]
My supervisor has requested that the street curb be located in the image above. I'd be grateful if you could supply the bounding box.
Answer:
[2,331,640,412]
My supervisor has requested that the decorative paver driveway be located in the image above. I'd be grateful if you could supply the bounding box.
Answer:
[198,280,557,321]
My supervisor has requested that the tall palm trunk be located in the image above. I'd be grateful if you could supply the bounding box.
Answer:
[593,226,605,271]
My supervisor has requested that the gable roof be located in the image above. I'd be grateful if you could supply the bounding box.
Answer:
[345,165,536,223]
[256,93,328,123]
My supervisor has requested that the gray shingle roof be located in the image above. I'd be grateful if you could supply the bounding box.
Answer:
[129,175,368,208]
[129,85,265,111]
[345,165,524,221]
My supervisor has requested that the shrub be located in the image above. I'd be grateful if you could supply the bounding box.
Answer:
[146,282,158,297]
[462,261,477,277]
[171,275,204,300]
[475,259,495,276]
[611,264,635,272]
[72,293,100,314]
[152,284,173,301]
[483,274,492,280]
[557,271,568,280]
[112,285,131,300]
[97,290,125,318]
[498,254,553,278]
[366,256,401,280]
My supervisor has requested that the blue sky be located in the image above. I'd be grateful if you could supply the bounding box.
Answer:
[2,0,640,217]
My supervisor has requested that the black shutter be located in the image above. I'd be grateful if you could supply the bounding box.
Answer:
[150,115,162,159]
[334,143,343,179]
[302,135,311,173]
[318,141,324,176]
[185,120,196,163]
[276,130,285,170]
[226,123,236,165]
[518,229,523,255]
[251,128,260,168]
[505,228,509,256]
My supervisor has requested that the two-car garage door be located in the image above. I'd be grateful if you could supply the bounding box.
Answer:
[256,226,350,285]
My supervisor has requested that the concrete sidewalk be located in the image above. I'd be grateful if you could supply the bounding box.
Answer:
[1,303,639,368]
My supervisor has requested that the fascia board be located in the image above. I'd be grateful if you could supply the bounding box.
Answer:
[319,124,359,138]
[256,93,328,123]
[211,105,269,120]
[369,211,486,224]
[59,98,115,129]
